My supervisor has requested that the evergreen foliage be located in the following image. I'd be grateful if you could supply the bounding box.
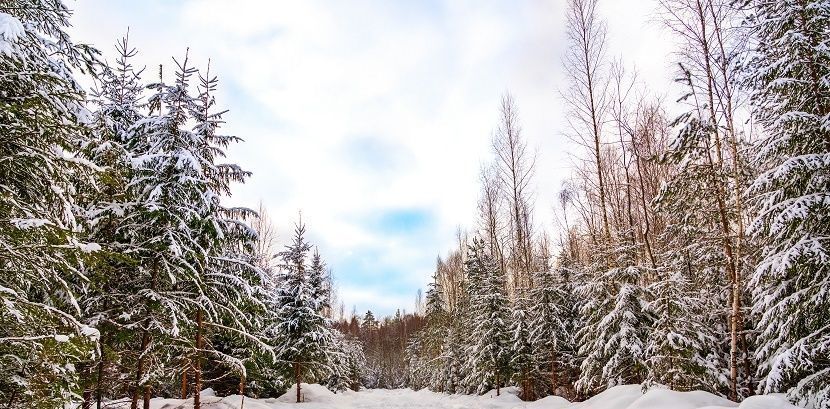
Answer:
[273,222,338,401]
[576,244,650,395]
[462,238,511,395]
[0,3,99,406]
[745,1,830,407]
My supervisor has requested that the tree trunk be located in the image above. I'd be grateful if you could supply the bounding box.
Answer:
[632,138,657,269]
[181,365,189,399]
[496,371,500,396]
[142,385,150,409]
[135,262,158,409]
[692,0,740,399]
[194,309,203,409]
[294,361,302,403]
[739,324,753,394]
[131,329,150,409]
[583,48,611,246]
[239,373,246,409]
[551,355,558,395]
[95,335,106,409]
[82,387,92,409]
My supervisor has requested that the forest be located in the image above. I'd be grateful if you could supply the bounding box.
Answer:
[0,0,828,409]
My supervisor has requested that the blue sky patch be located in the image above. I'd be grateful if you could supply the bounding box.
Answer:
[373,208,433,235]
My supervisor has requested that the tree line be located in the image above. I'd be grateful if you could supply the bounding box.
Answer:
[404,0,828,408]
[0,2,364,408]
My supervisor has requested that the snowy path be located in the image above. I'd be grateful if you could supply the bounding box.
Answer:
[123,384,801,409]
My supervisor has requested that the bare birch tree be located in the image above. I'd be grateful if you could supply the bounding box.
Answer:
[492,94,536,294]
[563,0,611,245]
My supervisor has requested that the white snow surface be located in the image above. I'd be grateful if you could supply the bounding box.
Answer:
[0,12,23,56]
[107,383,801,409]
[76,241,102,253]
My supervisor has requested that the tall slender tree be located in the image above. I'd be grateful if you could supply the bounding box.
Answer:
[492,94,536,292]
[658,0,753,397]
[563,0,611,244]
[79,32,146,409]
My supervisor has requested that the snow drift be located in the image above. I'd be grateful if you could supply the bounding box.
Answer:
[107,384,801,409]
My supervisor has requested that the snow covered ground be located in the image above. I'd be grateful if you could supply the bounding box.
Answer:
[109,383,801,409]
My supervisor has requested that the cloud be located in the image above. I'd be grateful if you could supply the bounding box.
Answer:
[67,0,675,317]
[339,136,414,175]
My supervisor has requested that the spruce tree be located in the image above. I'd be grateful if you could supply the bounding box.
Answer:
[510,296,537,401]
[122,53,204,406]
[273,222,336,402]
[654,104,741,397]
[411,275,447,391]
[123,52,263,407]
[745,1,830,407]
[645,268,721,392]
[326,333,365,392]
[440,319,464,394]
[462,238,511,395]
[529,268,575,397]
[78,33,146,407]
[576,244,650,395]
[0,2,99,406]
[188,59,269,404]
[309,249,331,316]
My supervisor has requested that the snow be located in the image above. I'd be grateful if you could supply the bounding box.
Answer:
[80,325,101,341]
[76,242,102,253]
[106,384,802,409]
[527,395,571,409]
[10,218,52,230]
[276,383,336,403]
[0,12,23,56]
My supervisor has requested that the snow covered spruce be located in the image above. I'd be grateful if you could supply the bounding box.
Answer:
[0,3,360,408]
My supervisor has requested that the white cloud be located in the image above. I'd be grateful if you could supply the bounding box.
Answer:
[68,0,674,316]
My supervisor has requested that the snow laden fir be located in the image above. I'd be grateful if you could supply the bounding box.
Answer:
[0,0,828,409]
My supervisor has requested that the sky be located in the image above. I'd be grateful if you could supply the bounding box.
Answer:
[67,0,675,317]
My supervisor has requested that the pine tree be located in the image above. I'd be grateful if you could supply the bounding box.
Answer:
[440,319,464,394]
[529,268,575,397]
[645,268,722,392]
[120,51,263,408]
[462,238,511,395]
[77,32,146,407]
[326,333,365,392]
[273,222,336,403]
[0,3,99,407]
[309,249,331,316]
[576,244,650,395]
[745,1,830,407]
[362,310,378,333]
[510,296,537,401]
